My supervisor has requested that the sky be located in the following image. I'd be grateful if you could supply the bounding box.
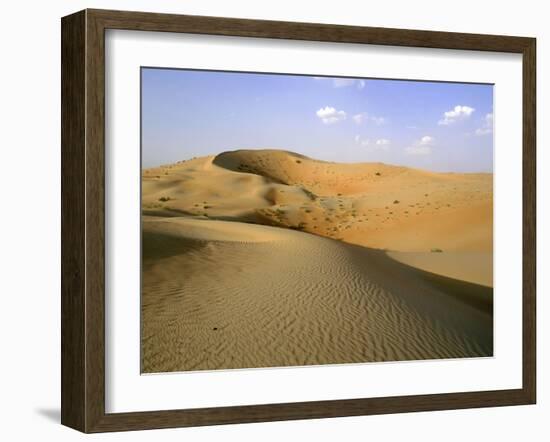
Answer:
[141,68,494,172]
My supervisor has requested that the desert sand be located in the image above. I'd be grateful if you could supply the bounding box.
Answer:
[141,149,493,373]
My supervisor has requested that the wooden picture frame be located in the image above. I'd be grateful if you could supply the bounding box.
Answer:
[61,8,536,433]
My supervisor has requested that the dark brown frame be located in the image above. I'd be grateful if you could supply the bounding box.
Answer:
[61,8,536,433]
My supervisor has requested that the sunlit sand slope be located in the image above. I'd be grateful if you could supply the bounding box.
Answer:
[142,217,492,373]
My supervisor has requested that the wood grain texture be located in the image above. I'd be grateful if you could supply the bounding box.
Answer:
[60,8,537,433]
[89,8,532,52]
[84,9,107,432]
[61,10,86,432]
[522,38,537,403]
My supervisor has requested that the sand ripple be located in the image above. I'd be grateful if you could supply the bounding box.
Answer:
[141,217,492,373]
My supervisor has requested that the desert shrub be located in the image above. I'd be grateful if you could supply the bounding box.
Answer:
[158,196,171,202]
[431,248,443,253]
[375,172,381,176]
[295,159,302,164]
[393,200,400,204]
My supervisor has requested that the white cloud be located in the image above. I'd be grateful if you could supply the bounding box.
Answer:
[352,113,367,124]
[316,106,347,124]
[355,135,390,151]
[438,105,475,125]
[352,112,386,126]
[475,113,494,136]
[371,116,386,126]
[355,135,370,147]
[314,77,366,90]
[405,135,434,155]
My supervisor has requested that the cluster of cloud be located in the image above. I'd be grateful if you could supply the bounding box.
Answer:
[352,112,386,126]
[405,135,434,155]
[316,106,347,124]
[316,106,386,126]
[314,77,366,90]
[316,99,486,158]
[475,113,494,136]
[355,135,391,151]
[438,105,475,125]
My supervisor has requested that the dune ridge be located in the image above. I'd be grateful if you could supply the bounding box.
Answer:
[141,149,493,373]
[143,149,492,285]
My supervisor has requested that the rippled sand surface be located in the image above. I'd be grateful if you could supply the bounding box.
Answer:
[141,217,492,373]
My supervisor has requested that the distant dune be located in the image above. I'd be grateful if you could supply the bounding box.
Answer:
[141,149,493,372]
[143,149,492,284]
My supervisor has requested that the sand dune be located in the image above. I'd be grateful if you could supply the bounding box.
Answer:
[142,149,493,372]
[141,216,492,373]
[143,149,492,284]
[387,251,493,287]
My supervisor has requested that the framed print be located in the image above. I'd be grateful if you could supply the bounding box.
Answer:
[61,9,536,433]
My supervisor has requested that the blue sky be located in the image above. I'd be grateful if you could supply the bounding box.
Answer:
[142,68,493,172]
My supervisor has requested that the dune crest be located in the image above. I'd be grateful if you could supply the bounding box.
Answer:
[143,149,493,285]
